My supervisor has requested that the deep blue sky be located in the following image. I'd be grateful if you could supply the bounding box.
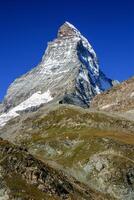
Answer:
[0,0,134,101]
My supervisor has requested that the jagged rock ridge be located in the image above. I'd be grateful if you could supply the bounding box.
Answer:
[0,22,113,127]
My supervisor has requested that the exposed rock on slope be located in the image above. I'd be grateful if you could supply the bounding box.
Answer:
[0,105,134,199]
[91,77,134,119]
[0,137,112,200]
[1,22,113,116]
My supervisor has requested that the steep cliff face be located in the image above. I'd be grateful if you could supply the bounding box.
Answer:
[2,22,112,114]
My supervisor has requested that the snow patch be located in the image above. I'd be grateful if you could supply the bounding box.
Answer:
[94,86,101,94]
[0,90,53,127]
[79,71,89,83]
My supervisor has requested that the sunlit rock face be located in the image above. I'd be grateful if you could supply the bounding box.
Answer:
[91,77,134,116]
[1,22,113,114]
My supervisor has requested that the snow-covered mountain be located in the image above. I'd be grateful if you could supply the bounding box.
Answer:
[0,22,113,127]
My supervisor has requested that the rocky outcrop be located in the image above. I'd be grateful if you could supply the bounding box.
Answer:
[91,77,134,113]
[0,138,73,199]
[0,137,112,200]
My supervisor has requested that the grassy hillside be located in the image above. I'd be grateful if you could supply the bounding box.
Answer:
[0,105,134,199]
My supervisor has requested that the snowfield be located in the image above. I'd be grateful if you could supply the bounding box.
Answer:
[0,90,53,127]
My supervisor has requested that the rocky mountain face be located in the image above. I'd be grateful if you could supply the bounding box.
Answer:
[0,22,134,200]
[1,22,112,113]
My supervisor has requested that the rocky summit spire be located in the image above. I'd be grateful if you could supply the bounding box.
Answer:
[0,22,113,127]
[58,22,80,38]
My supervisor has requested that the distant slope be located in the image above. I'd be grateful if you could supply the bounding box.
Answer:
[91,77,134,115]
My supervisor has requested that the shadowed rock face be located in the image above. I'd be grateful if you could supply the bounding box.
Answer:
[1,22,113,113]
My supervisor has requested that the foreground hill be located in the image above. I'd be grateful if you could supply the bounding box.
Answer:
[0,104,134,199]
[0,137,113,200]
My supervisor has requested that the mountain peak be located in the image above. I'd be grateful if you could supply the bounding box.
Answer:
[58,21,80,38]
[0,22,113,126]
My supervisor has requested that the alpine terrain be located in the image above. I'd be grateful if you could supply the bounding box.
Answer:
[0,22,134,200]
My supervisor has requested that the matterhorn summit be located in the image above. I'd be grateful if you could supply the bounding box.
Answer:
[0,22,113,127]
